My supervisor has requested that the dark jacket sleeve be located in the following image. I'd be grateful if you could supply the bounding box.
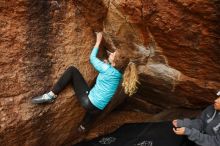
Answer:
[184,127,220,146]
[177,106,213,130]
[177,118,204,131]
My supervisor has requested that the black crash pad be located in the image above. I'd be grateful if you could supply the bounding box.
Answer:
[74,121,195,146]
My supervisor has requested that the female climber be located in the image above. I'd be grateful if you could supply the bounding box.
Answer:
[172,91,220,146]
[31,32,139,132]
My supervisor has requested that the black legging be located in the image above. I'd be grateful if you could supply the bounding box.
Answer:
[52,66,101,127]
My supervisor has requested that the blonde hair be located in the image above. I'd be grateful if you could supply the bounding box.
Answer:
[113,49,139,96]
[110,37,140,96]
[122,62,139,96]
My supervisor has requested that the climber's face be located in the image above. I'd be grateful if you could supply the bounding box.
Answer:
[108,51,116,66]
[214,96,220,110]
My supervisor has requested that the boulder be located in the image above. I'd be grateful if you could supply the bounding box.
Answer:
[0,0,219,145]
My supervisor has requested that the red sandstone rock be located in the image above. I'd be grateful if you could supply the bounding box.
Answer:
[0,0,219,145]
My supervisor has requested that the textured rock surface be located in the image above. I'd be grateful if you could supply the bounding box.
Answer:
[0,0,219,146]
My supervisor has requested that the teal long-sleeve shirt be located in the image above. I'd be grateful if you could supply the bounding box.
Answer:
[88,47,122,110]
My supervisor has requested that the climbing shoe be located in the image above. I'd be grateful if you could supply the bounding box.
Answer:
[77,124,87,134]
[217,91,220,96]
[31,91,56,104]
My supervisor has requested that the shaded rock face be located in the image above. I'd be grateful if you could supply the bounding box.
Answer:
[0,0,219,145]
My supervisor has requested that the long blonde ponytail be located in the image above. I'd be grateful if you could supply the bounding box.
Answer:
[122,62,139,96]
